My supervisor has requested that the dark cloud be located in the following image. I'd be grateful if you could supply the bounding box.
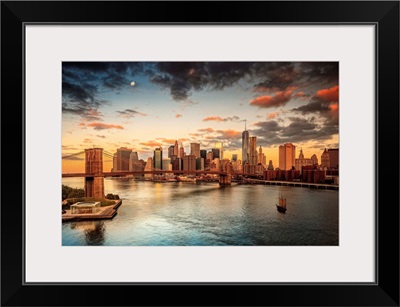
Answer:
[149,62,338,102]
[63,62,144,85]
[280,118,317,138]
[300,62,339,85]
[293,85,339,125]
[149,62,256,101]
[250,116,337,147]
[253,120,281,131]
[62,81,97,102]
[252,62,299,92]
[87,123,124,130]
[62,80,107,121]
[294,101,331,113]
[116,109,147,118]
[62,62,146,119]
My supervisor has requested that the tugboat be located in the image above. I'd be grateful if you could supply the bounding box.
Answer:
[276,194,287,213]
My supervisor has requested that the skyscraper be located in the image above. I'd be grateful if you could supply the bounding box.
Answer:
[257,146,267,165]
[279,143,296,170]
[115,147,132,171]
[328,148,339,168]
[112,153,117,172]
[232,154,238,162]
[183,154,196,171]
[200,150,207,159]
[190,143,200,158]
[173,140,179,157]
[144,157,153,180]
[215,142,223,159]
[311,154,318,166]
[321,148,330,168]
[242,121,249,163]
[153,147,163,170]
[129,151,139,171]
[295,148,313,173]
[249,136,257,165]
[168,145,175,158]
[162,158,171,171]
[179,142,184,158]
[212,148,220,159]
[196,157,204,171]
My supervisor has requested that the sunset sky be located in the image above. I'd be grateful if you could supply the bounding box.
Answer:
[62,62,339,173]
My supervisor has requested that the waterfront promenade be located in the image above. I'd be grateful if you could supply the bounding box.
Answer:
[240,178,339,190]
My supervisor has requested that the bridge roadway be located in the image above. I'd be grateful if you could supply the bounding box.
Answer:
[61,172,338,189]
[62,170,231,178]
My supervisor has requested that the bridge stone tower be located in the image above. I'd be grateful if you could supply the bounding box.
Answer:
[84,148,104,198]
[219,159,232,186]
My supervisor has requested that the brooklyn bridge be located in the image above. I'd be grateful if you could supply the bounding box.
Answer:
[62,148,234,198]
[62,148,339,198]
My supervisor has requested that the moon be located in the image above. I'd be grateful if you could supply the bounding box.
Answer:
[130,81,135,86]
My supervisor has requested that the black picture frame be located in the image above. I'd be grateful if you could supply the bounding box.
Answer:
[1,1,399,306]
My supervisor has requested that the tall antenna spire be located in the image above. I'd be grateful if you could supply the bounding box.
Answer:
[244,119,247,131]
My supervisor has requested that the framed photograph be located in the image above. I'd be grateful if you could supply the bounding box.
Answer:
[1,1,399,306]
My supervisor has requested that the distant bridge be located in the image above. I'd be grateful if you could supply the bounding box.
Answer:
[63,148,232,197]
[61,170,250,178]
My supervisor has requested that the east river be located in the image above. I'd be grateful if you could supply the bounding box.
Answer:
[62,178,339,246]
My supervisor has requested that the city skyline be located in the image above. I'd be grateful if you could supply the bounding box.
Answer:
[62,62,339,173]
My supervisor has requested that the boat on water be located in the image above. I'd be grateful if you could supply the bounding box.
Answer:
[276,194,287,213]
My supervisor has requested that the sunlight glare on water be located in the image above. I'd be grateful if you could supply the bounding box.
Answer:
[62,178,338,246]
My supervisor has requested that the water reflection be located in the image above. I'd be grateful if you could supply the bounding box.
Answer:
[62,179,339,246]
[69,221,106,245]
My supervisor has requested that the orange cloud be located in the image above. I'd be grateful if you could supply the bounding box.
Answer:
[250,90,293,108]
[203,116,223,122]
[87,109,102,117]
[267,111,280,119]
[216,129,241,139]
[87,123,124,130]
[294,91,309,100]
[315,85,339,103]
[139,141,163,147]
[175,114,183,118]
[198,128,214,133]
[156,138,177,144]
[330,103,338,111]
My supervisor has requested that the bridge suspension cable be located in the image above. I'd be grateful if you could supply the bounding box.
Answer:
[61,149,142,165]
[62,151,85,159]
